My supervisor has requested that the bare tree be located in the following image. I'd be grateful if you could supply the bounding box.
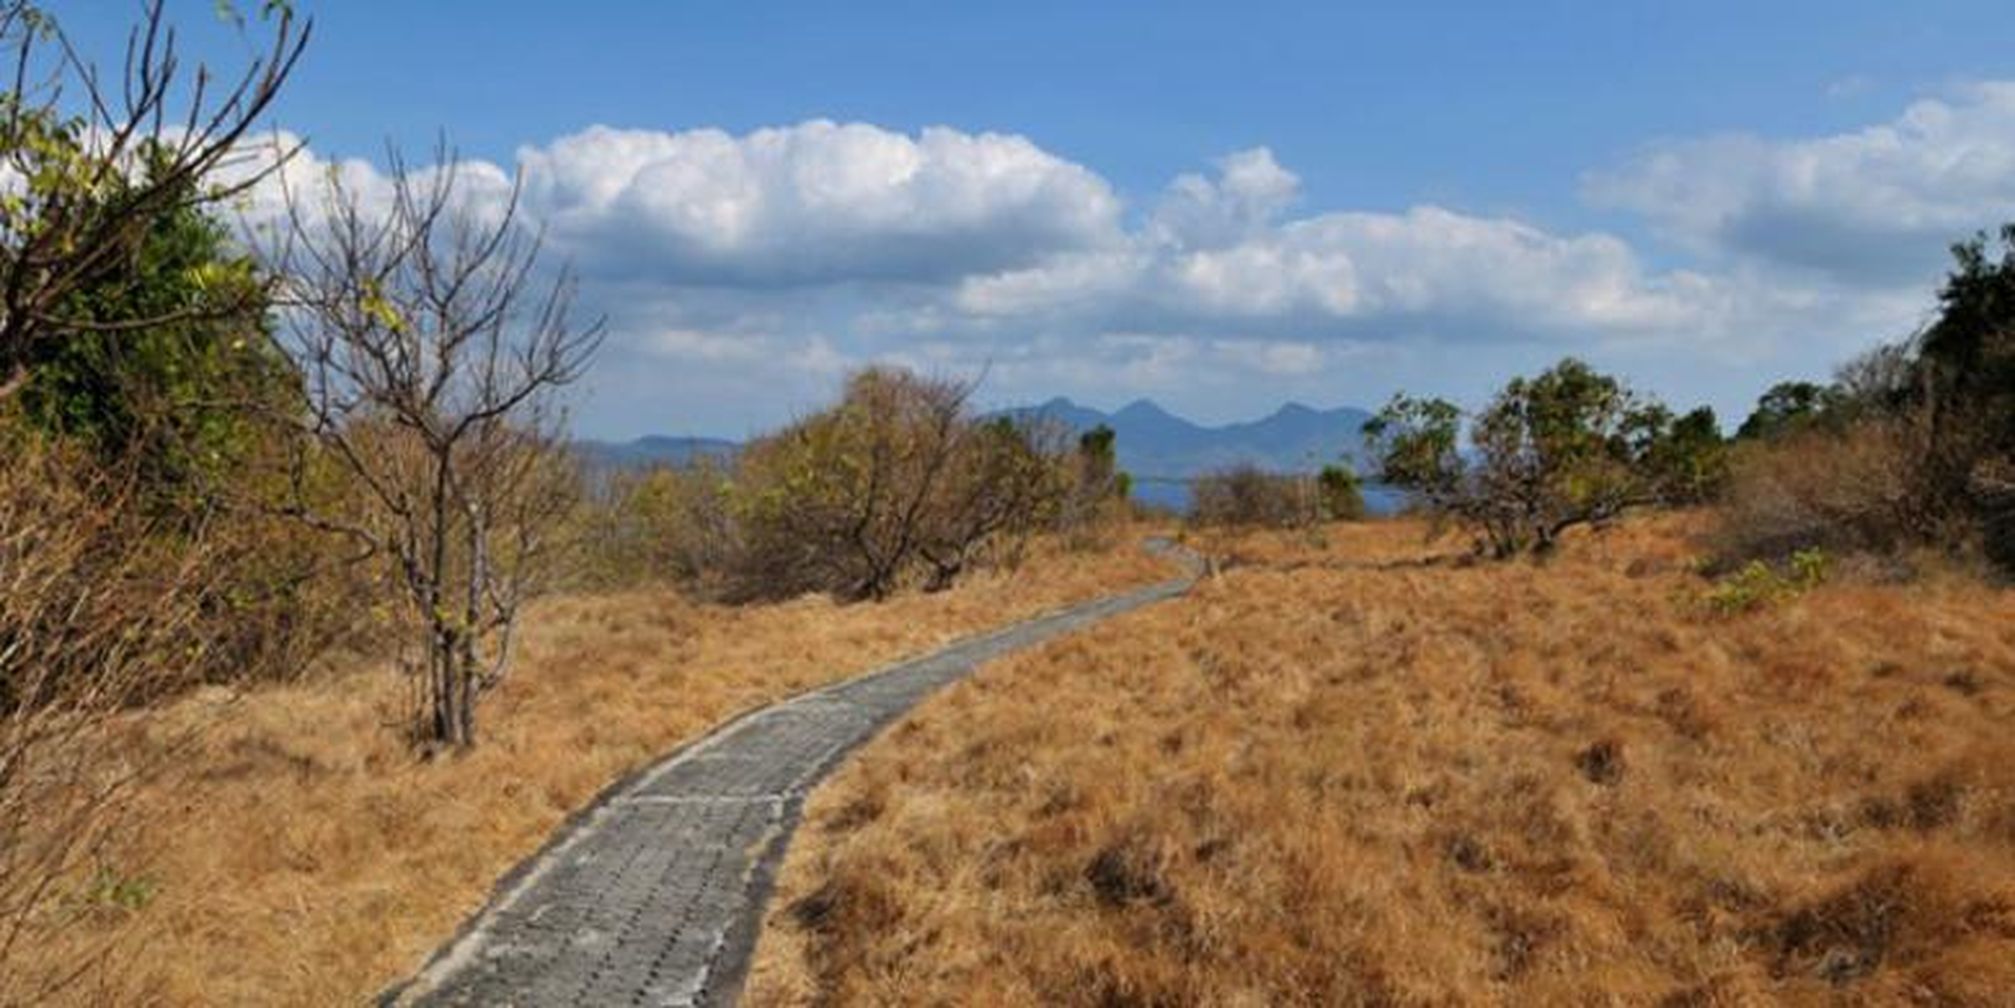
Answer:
[261,150,602,751]
[0,0,307,397]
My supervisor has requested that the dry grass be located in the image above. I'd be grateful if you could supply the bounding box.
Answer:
[18,535,1173,1006]
[748,515,2015,1006]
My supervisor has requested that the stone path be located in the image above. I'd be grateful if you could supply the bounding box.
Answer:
[386,543,1197,1007]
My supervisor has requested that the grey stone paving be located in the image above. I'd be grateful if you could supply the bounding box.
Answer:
[386,543,1197,1008]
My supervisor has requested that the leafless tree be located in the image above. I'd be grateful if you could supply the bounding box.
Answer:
[260,149,602,751]
[0,0,307,397]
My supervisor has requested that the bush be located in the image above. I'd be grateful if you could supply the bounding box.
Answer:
[15,184,289,519]
[1191,464,1315,529]
[712,368,1072,602]
[1701,549,1829,614]
[0,425,371,998]
[1316,464,1367,521]
[1058,424,1129,549]
[575,458,737,590]
[1709,420,1953,565]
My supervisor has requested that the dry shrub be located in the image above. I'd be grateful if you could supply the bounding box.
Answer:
[573,458,737,590]
[0,439,221,1003]
[1190,464,1316,529]
[748,515,2015,1006]
[703,368,1074,603]
[0,426,375,1002]
[1711,419,1959,566]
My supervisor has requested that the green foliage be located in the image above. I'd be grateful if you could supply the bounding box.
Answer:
[7,145,289,513]
[1631,404,1728,504]
[1316,464,1365,521]
[1718,226,2015,573]
[1737,381,1837,440]
[1701,548,1829,614]
[1366,358,1725,556]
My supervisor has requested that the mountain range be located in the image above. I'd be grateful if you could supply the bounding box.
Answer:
[577,399,1373,479]
[1000,397,1372,479]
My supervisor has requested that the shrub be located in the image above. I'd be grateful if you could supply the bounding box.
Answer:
[719,368,1072,602]
[1700,548,1829,614]
[14,181,290,518]
[575,458,737,590]
[1191,464,1314,529]
[1316,464,1367,521]
[0,427,360,1000]
[1709,420,1953,565]
[1058,424,1129,548]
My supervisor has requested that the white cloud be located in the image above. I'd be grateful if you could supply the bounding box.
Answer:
[960,170,1719,345]
[1586,82,2015,282]
[514,121,1123,285]
[1148,147,1301,249]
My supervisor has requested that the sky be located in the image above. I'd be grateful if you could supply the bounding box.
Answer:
[56,1,2015,439]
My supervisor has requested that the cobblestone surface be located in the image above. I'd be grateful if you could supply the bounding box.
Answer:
[389,544,1197,1007]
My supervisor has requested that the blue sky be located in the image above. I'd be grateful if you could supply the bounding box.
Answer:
[59,2,2015,438]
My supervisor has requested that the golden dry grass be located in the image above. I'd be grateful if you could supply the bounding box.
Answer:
[747,516,2015,1006]
[22,536,1173,1006]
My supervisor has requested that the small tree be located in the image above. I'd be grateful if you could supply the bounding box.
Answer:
[919,416,1067,589]
[262,152,602,751]
[1365,358,1723,556]
[1058,422,1126,542]
[733,369,973,601]
[727,368,1072,601]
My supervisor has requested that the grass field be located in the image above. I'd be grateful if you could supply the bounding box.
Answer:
[747,516,2015,1005]
[21,537,1174,1006]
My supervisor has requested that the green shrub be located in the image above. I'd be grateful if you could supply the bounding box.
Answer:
[1701,549,1829,614]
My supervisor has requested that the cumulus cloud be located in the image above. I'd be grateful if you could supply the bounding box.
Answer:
[514,121,1122,285]
[1586,82,2015,283]
[958,161,1720,346]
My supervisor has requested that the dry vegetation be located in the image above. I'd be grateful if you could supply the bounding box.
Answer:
[748,516,2015,1006]
[11,536,1172,1005]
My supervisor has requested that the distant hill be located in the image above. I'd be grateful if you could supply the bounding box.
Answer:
[574,435,738,470]
[997,397,1374,478]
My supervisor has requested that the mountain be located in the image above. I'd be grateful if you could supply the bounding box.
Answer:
[1000,396,1374,478]
[574,435,739,470]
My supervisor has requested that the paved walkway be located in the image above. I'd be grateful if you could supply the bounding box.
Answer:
[386,544,1197,1007]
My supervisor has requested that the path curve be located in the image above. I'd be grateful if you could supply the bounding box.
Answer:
[385,541,1199,1007]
